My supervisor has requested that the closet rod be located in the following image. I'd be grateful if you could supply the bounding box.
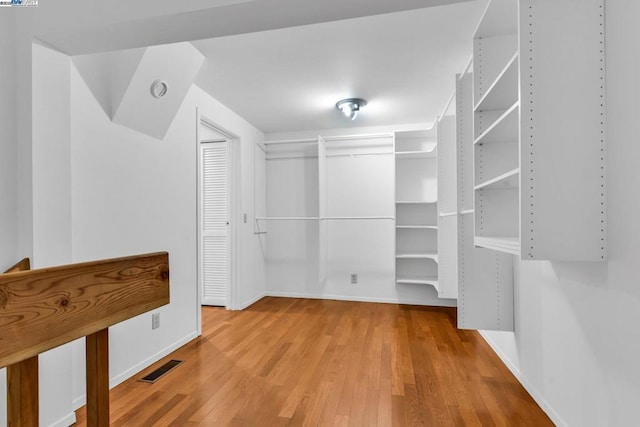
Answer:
[266,151,394,161]
[263,138,317,145]
[264,133,394,146]
[439,211,457,218]
[460,209,475,216]
[321,216,395,220]
[255,217,319,220]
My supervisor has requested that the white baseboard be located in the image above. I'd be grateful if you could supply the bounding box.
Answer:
[266,291,457,307]
[49,411,76,427]
[241,291,266,309]
[479,330,565,427]
[72,331,199,410]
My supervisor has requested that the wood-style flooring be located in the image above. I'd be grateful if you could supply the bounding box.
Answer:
[74,297,553,426]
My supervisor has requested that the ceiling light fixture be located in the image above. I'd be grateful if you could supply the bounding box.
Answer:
[336,98,367,120]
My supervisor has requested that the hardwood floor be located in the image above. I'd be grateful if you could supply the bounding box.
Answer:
[74,297,553,426]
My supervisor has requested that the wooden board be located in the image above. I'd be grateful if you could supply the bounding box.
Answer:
[0,252,169,368]
[4,258,31,274]
[4,258,38,427]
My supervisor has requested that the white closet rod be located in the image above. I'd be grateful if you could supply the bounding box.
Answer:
[439,211,457,217]
[256,217,319,220]
[255,216,394,220]
[460,209,475,215]
[266,151,393,161]
[264,138,317,145]
[264,133,394,146]
[321,216,395,220]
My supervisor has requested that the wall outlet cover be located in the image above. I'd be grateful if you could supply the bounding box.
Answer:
[152,313,160,330]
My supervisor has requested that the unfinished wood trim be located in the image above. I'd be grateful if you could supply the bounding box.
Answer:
[4,258,30,274]
[0,252,169,368]
[7,355,39,427]
[86,328,110,427]
[6,259,37,427]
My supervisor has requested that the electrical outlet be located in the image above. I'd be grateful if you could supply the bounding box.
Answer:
[351,273,358,284]
[152,313,160,330]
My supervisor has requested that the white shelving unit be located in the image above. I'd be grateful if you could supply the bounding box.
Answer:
[472,0,607,261]
[473,0,520,256]
[394,130,439,292]
[458,65,515,331]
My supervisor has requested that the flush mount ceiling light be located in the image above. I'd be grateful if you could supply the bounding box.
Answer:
[336,98,367,120]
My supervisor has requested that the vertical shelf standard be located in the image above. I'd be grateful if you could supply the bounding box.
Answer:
[436,113,459,300]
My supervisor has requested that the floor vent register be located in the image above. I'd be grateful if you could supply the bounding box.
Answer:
[139,359,184,383]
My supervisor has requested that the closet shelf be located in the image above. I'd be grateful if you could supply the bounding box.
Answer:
[473,52,519,112]
[396,225,438,230]
[396,277,439,289]
[396,200,437,205]
[395,149,437,159]
[474,168,519,191]
[396,253,439,262]
[474,101,519,145]
[475,236,520,255]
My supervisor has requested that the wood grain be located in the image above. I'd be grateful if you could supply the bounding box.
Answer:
[4,258,31,274]
[0,252,169,368]
[86,329,110,427]
[7,356,38,427]
[5,257,38,427]
[74,297,553,426]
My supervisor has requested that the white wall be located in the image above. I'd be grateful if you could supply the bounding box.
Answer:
[30,42,76,427]
[0,14,18,271]
[2,42,267,425]
[0,11,18,426]
[67,52,265,412]
[480,1,640,426]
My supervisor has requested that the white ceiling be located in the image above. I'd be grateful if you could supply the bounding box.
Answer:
[37,0,475,55]
[192,1,485,133]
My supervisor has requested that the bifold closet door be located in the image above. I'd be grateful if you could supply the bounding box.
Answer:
[201,140,229,307]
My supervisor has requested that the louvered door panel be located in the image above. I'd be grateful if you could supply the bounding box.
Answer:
[201,141,228,306]
[203,236,227,302]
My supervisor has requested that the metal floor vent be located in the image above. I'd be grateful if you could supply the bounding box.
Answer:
[139,359,183,383]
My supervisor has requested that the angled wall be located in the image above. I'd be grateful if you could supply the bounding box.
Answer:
[111,42,204,139]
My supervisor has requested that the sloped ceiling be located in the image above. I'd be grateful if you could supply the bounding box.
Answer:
[34,0,475,55]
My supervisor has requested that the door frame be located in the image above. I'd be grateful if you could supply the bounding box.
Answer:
[196,110,241,335]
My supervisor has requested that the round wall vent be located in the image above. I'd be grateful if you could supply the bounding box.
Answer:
[150,80,168,98]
